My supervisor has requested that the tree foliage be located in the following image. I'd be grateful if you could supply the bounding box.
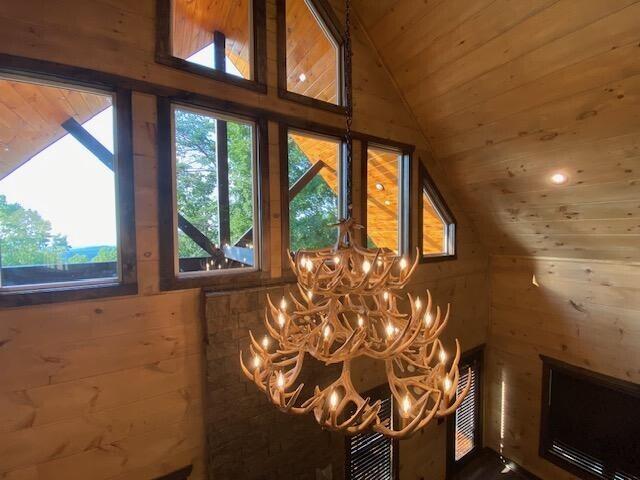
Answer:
[0,194,69,267]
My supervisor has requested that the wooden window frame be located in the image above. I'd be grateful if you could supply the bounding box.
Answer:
[361,141,413,257]
[156,0,268,93]
[0,71,137,308]
[276,0,348,114]
[344,383,399,480]
[446,344,484,479]
[157,97,271,291]
[279,123,348,277]
[539,355,640,480]
[418,164,456,263]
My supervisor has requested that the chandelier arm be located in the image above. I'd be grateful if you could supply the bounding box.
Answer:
[437,367,472,417]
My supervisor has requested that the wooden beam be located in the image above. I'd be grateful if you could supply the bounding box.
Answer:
[63,116,218,257]
[289,160,327,200]
[213,30,226,71]
[62,117,114,169]
[216,119,230,247]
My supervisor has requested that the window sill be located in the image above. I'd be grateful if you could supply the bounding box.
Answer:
[160,271,295,293]
[0,282,138,308]
[278,88,347,115]
[420,253,457,264]
[156,54,267,94]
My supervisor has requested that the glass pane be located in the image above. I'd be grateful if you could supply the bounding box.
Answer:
[423,190,446,255]
[285,0,339,104]
[288,131,340,251]
[173,106,256,274]
[366,146,400,253]
[172,0,252,79]
[0,78,117,288]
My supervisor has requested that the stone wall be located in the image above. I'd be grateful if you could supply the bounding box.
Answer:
[203,285,344,480]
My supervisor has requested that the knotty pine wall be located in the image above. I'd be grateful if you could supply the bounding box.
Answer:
[485,255,640,479]
[0,1,489,478]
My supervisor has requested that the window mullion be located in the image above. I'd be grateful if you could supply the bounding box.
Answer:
[216,118,230,249]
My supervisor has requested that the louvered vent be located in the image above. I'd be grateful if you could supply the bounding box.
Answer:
[550,441,640,480]
[346,395,394,480]
[455,363,478,461]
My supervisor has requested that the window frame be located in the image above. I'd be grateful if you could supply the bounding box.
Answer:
[0,72,137,308]
[155,0,268,93]
[344,384,399,480]
[418,164,456,262]
[361,141,412,257]
[276,0,347,114]
[446,344,484,478]
[279,123,348,275]
[157,97,270,291]
[539,355,640,480]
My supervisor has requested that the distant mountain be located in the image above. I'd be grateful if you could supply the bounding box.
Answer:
[62,245,114,261]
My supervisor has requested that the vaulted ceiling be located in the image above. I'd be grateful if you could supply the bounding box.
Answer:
[355,0,640,261]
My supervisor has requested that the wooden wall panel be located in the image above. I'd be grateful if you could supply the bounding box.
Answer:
[0,1,489,479]
[355,0,640,261]
[485,255,640,479]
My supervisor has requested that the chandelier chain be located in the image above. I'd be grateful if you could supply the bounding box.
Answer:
[343,0,353,219]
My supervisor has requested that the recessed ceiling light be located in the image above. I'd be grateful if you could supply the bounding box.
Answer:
[299,73,307,82]
[375,183,385,191]
[384,200,391,206]
[550,173,568,185]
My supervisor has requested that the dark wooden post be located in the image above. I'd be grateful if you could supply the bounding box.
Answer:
[213,30,226,72]
[216,119,230,247]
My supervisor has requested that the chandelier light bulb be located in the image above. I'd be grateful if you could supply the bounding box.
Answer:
[357,315,364,328]
[400,257,408,270]
[323,325,332,339]
[305,259,313,272]
[424,312,433,327]
[383,291,389,301]
[261,336,270,349]
[277,372,285,390]
[439,349,447,365]
[415,297,422,310]
[386,323,395,338]
[329,390,339,411]
[444,376,452,394]
[253,355,261,369]
[278,312,285,328]
[362,260,371,273]
[333,256,340,264]
[307,289,313,300]
[280,297,287,310]
[377,258,383,267]
[402,395,411,415]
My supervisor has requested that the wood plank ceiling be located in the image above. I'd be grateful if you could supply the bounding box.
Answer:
[354,0,640,261]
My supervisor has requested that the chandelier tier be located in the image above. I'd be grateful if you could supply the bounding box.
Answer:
[240,219,470,439]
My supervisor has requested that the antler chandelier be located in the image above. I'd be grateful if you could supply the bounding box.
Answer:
[240,219,470,438]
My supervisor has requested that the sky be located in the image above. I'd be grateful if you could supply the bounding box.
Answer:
[0,45,241,249]
[0,107,117,248]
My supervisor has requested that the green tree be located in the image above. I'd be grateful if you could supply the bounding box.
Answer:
[0,194,70,267]
[92,246,117,262]
[287,137,338,252]
[67,254,90,264]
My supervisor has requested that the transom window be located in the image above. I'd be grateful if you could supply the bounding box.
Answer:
[171,104,259,276]
[157,0,266,87]
[286,129,342,252]
[0,75,133,299]
[280,0,344,108]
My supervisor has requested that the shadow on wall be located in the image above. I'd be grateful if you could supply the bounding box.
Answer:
[485,255,640,479]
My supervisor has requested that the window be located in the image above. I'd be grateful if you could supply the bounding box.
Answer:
[170,104,258,277]
[363,144,410,255]
[346,386,398,480]
[0,75,136,305]
[419,165,455,259]
[279,0,344,109]
[447,346,483,474]
[156,0,266,88]
[540,356,640,480]
[285,129,342,253]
